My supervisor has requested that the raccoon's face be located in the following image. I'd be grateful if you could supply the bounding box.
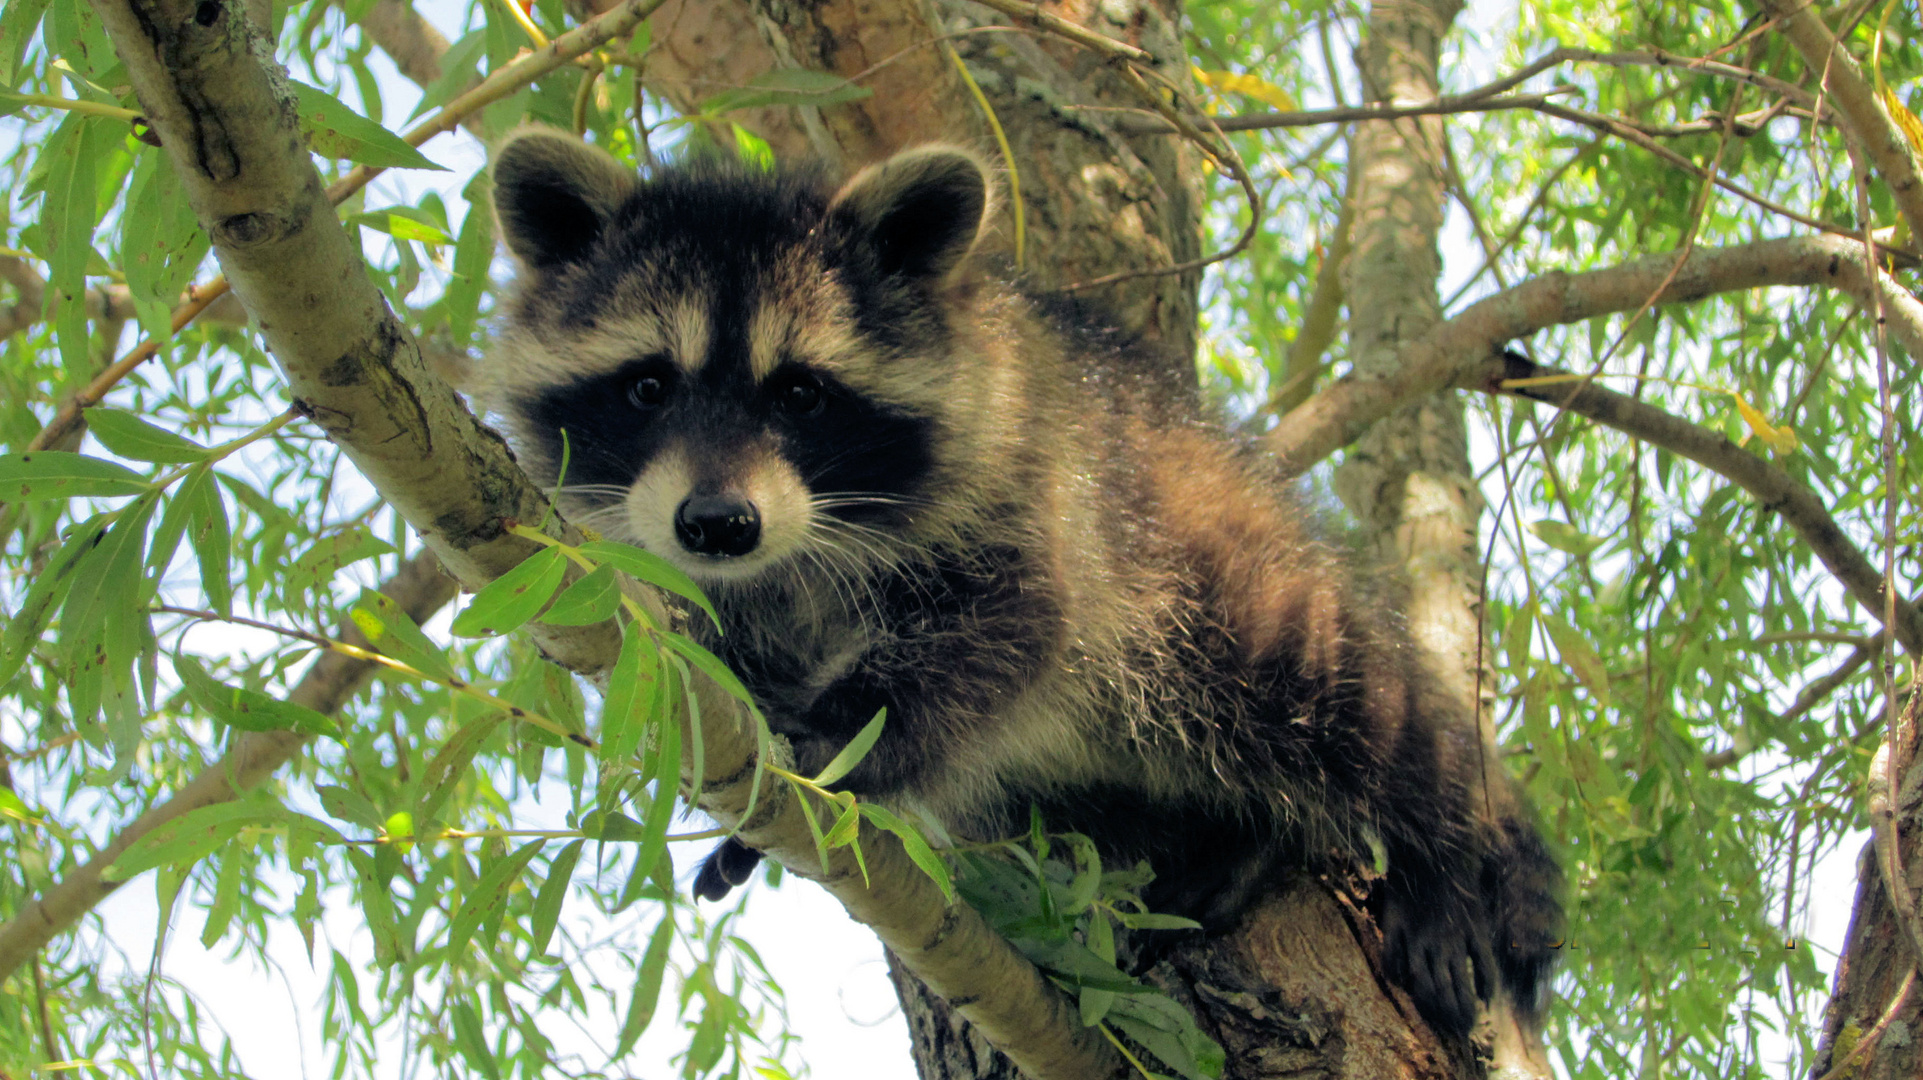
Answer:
[485,133,991,583]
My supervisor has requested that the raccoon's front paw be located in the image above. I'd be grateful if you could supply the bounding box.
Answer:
[693,837,763,901]
[1380,891,1493,1038]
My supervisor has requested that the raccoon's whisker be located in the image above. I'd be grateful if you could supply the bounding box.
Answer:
[806,521,901,578]
[809,491,937,510]
[798,540,869,616]
[555,483,633,499]
[801,526,894,613]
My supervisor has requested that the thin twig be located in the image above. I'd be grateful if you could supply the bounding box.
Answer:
[1059,64,1262,290]
[966,0,1152,62]
[1760,0,1923,241]
[1706,635,1885,768]
[1103,90,1570,134]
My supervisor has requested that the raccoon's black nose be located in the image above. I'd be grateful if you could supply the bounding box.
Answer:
[675,494,762,558]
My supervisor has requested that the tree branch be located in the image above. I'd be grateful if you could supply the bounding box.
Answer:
[1480,352,1922,655]
[1758,0,1923,242]
[1531,101,1864,240]
[1705,633,1884,769]
[1265,233,1923,653]
[1268,233,1923,474]
[354,0,450,89]
[1105,90,1567,134]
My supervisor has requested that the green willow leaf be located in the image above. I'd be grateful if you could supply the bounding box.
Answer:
[858,804,953,901]
[811,707,886,787]
[449,1000,502,1080]
[658,631,756,711]
[599,629,657,761]
[120,149,208,344]
[349,589,456,682]
[316,784,384,830]
[445,838,544,958]
[86,408,208,464]
[41,113,102,377]
[614,916,675,1058]
[697,69,872,116]
[415,711,506,826]
[578,539,720,630]
[1544,614,1612,708]
[539,562,622,626]
[0,0,50,84]
[290,80,446,171]
[106,801,338,879]
[449,545,568,637]
[200,846,244,948]
[173,653,338,737]
[182,465,232,616]
[529,838,585,957]
[0,451,148,501]
[0,513,106,689]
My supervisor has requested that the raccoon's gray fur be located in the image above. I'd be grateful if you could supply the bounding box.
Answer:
[482,130,1563,1037]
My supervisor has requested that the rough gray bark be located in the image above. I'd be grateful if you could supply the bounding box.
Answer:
[1811,688,1923,1080]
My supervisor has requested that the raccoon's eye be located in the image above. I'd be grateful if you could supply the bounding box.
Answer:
[775,372,826,418]
[628,374,671,409]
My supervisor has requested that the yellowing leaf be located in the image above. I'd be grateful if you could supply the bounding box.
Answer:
[1730,393,1799,454]
[1876,84,1923,158]
[1193,68,1295,111]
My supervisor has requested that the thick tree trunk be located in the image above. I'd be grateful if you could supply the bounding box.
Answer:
[1811,687,1923,1080]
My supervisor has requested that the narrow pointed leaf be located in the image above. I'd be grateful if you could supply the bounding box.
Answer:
[0,451,148,501]
[530,839,585,956]
[291,81,446,171]
[540,563,622,625]
[449,546,567,637]
[810,707,886,787]
[579,540,720,630]
[86,409,208,464]
[445,839,544,958]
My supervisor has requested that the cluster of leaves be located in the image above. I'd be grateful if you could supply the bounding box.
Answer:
[955,814,1224,1080]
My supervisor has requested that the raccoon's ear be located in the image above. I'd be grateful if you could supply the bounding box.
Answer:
[828,147,989,281]
[492,130,638,271]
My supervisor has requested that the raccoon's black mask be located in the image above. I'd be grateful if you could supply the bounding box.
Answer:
[487,132,996,583]
[482,132,1565,1041]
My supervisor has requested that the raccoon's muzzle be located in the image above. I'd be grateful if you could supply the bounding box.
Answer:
[675,492,762,557]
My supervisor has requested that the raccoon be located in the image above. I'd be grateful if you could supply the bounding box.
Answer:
[481,130,1563,1037]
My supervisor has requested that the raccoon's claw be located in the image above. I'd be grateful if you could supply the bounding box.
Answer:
[693,837,764,902]
[1381,892,1493,1038]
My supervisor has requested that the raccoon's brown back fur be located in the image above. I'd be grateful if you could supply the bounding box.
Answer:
[483,132,1563,1038]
